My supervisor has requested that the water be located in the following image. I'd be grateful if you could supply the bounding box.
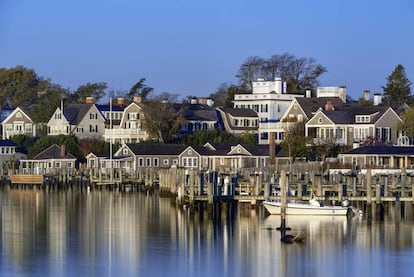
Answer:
[1,189,414,277]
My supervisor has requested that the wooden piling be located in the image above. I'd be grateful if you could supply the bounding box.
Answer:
[367,169,372,204]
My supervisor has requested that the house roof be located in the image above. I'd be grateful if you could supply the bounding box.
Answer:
[219,107,258,118]
[0,139,16,147]
[63,104,93,125]
[178,104,218,121]
[126,143,187,155]
[96,104,125,113]
[321,106,392,124]
[342,145,414,156]
[296,97,344,118]
[204,142,238,151]
[32,144,76,160]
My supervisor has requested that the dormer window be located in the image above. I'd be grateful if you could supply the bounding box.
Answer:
[355,115,370,123]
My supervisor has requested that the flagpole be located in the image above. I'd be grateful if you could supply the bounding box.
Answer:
[110,96,113,182]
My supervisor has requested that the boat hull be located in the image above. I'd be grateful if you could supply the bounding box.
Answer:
[263,201,349,216]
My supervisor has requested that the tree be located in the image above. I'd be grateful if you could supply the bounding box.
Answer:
[236,53,327,94]
[280,122,309,161]
[208,83,247,108]
[236,56,265,91]
[30,82,69,123]
[141,93,185,143]
[128,78,153,100]
[383,64,412,107]
[71,82,107,103]
[398,106,414,140]
[0,65,41,109]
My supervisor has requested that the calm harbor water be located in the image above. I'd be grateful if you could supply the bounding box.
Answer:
[1,189,414,277]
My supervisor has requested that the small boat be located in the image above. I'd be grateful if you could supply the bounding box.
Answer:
[263,199,349,216]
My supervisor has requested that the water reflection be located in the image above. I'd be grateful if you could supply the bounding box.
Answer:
[1,189,414,277]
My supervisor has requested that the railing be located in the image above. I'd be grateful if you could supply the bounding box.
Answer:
[4,130,33,137]
[104,129,148,136]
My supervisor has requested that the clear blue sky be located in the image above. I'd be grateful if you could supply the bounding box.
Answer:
[1,0,413,100]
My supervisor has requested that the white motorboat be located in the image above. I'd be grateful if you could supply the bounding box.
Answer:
[262,199,350,216]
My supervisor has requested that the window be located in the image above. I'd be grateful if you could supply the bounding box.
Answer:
[356,115,370,123]
[67,162,73,168]
[55,162,61,168]
[354,127,369,141]
[139,158,144,167]
[146,158,151,167]
[163,159,169,166]
[153,158,159,167]
[90,113,98,120]
[123,148,128,155]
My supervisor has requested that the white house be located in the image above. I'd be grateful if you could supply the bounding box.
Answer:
[47,103,106,140]
[1,107,36,139]
[233,77,303,144]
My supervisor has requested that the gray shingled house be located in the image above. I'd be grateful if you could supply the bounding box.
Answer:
[20,144,77,175]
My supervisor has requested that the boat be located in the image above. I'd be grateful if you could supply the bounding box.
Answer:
[262,199,350,216]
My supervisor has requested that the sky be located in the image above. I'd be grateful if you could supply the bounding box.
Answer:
[1,0,413,101]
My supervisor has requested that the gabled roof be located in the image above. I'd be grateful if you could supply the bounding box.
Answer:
[63,104,94,125]
[181,145,218,156]
[203,142,238,151]
[177,104,218,121]
[2,107,33,124]
[125,143,187,155]
[96,104,125,113]
[296,97,344,118]
[219,107,258,118]
[321,106,393,124]
[341,145,414,156]
[32,144,76,160]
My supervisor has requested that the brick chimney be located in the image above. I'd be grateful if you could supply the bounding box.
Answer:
[60,145,66,157]
[325,100,334,111]
[117,97,125,106]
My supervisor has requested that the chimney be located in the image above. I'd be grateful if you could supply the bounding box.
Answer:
[363,90,370,101]
[85,96,96,104]
[206,98,214,107]
[117,97,125,106]
[133,95,142,104]
[373,93,382,106]
[198,97,207,105]
[305,89,311,98]
[190,98,197,104]
[61,145,66,157]
[325,100,334,111]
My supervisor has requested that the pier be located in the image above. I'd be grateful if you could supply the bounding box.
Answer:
[4,162,414,219]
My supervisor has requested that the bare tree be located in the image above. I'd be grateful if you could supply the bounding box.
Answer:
[141,93,185,143]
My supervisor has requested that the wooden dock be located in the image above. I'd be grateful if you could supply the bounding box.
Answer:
[10,174,44,185]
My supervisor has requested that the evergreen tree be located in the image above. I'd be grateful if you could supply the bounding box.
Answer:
[383,64,412,107]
